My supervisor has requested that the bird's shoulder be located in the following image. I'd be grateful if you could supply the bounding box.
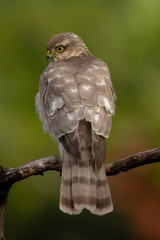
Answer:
[41,55,109,77]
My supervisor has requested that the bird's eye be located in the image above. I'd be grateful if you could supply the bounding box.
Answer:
[56,46,64,53]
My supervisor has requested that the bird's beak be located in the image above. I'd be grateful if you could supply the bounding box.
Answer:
[46,51,53,60]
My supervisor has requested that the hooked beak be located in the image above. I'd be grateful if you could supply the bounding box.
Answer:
[46,52,53,60]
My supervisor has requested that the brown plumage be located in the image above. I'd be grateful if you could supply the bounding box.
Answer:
[35,32,116,215]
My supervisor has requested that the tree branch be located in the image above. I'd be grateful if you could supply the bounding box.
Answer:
[0,147,160,239]
[105,147,160,175]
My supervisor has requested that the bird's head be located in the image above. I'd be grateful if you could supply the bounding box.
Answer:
[46,32,90,61]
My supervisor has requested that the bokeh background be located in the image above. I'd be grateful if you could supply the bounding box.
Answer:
[0,0,160,239]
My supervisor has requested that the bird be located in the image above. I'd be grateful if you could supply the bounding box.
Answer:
[35,32,116,215]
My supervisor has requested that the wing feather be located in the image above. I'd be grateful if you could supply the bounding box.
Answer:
[36,55,115,151]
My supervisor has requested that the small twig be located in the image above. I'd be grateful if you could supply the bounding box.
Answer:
[0,147,160,240]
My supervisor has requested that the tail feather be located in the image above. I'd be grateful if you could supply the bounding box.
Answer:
[72,158,90,211]
[85,161,97,212]
[91,163,113,215]
[59,151,81,215]
[59,120,113,215]
[60,149,113,215]
[71,158,98,212]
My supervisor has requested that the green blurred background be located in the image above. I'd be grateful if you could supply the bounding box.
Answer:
[0,0,160,239]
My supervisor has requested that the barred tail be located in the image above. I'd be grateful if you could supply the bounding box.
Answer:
[59,150,113,215]
[91,163,113,215]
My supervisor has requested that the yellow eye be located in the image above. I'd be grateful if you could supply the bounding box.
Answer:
[47,50,51,54]
[56,46,64,53]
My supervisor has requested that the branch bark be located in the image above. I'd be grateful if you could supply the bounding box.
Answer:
[105,147,160,175]
[0,147,160,239]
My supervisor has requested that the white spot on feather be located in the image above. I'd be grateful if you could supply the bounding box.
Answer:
[104,98,111,109]
[55,73,62,78]
[51,101,57,112]
[75,108,80,113]
[93,65,99,69]
[58,96,64,106]
[67,113,74,121]
[72,33,79,38]
[83,85,91,91]
[86,76,91,81]
[102,67,107,71]
[49,69,54,73]
[100,79,106,86]
[48,78,52,83]
[65,78,70,83]
[94,114,99,122]
[71,88,77,93]
[87,108,93,114]
[96,107,101,113]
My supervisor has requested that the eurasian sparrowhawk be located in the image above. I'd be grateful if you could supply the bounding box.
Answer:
[35,32,116,215]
